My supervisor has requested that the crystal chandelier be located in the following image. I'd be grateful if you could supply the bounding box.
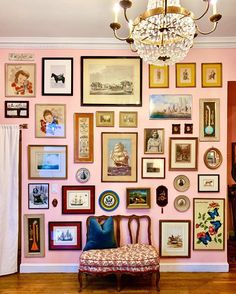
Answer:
[110,0,222,65]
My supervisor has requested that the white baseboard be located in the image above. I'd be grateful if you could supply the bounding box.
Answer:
[20,262,229,273]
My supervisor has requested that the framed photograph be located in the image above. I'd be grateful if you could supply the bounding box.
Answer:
[62,185,95,214]
[35,104,66,138]
[74,113,94,163]
[159,220,191,257]
[28,183,49,209]
[101,132,137,182]
[173,175,190,192]
[99,190,120,212]
[144,128,164,154]
[5,63,36,97]
[204,147,223,169]
[169,137,198,171]
[28,145,67,179]
[184,123,193,134]
[201,63,222,87]
[96,111,114,127]
[119,112,138,128]
[126,188,151,209]
[176,63,196,87]
[199,98,220,141]
[172,124,181,135]
[48,221,82,250]
[141,157,165,179]
[23,214,45,257]
[149,94,192,119]
[42,57,73,96]
[5,101,29,118]
[198,174,220,192]
[81,56,142,106]
[149,65,169,88]
[193,198,225,250]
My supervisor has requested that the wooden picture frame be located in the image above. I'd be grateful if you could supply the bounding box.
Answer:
[28,183,49,209]
[201,63,222,87]
[176,63,196,87]
[5,63,36,97]
[198,174,220,192]
[141,157,165,179]
[42,57,73,96]
[169,137,198,171]
[74,113,94,163]
[48,221,82,250]
[35,104,66,138]
[193,198,225,250]
[159,220,191,258]
[126,188,151,209]
[199,98,220,141]
[144,128,164,154]
[5,101,29,118]
[24,214,45,257]
[203,147,223,169]
[172,124,181,135]
[119,112,138,128]
[81,56,142,106]
[62,185,95,214]
[28,145,67,179]
[96,111,114,127]
[149,65,169,88]
[184,123,193,134]
[101,132,138,182]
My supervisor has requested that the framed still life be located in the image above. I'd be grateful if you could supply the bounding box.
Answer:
[201,63,222,87]
[149,65,169,88]
[175,63,196,87]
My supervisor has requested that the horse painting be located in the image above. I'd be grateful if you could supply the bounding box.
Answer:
[51,73,65,83]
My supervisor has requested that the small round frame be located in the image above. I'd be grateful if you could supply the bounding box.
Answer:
[204,147,223,169]
[99,190,119,212]
[174,195,190,212]
[173,175,190,192]
[75,168,90,183]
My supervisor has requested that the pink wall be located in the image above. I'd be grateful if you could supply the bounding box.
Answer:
[1,47,236,267]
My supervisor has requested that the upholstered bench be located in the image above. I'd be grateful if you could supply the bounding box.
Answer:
[78,215,160,292]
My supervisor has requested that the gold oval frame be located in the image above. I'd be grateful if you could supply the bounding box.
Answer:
[204,147,223,169]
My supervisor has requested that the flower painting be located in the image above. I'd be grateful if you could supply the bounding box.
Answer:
[193,198,225,250]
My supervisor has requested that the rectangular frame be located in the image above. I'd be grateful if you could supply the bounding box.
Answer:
[28,183,49,209]
[5,101,29,118]
[176,63,196,87]
[62,185,95,214]
[28,145,68,179]
[81,56,142,106]
[48,221,82,250]
[198,174,220,192]
[193,198,225,250]
[201,63,222,87]
[119,111,138,128]
[42,57,73,96]
[5,63,36,97]
[199,98,220,141]
[74,113,94,163]
[126,187,151,209]
[35,104,66,138]
[159,220,191,258]
[149,65,169,88]
[149,94,192,119]
[169,137,198,171]
[24,214,45,257]
[141,157,165,179]
[101,132,138,182]
[144,128,164,154]
[96,111,114,127]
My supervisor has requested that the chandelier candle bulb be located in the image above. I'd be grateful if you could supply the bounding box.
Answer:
[211,0,217,15]
[113,2,120,23]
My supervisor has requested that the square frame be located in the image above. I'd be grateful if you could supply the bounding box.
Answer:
[141,157,165,179]
[62,185,95,214]
[96,111,114,127]
[201,63,222,87]
[74,113,94,163]
[149,65,169,88]
[119,112,138,128]
[81,56,142,106]
[126,188,151,209]
[5,101,29,118]
[144,128,164,154]
[198,174,220,192]
[159,220,191,258]
[42,57,73,96]
[48,221,82,250]
[28,183,49,209]
[176,63,196,87]
[193,198,225,250]
[24,214,45,257]
[28,145,68,179]
[101,132,138,182]
[169,137,198,171]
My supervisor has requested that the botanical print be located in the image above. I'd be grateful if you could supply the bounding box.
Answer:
[53,226,77,246]
[67,190,90,210]
[79,117,90,159]
[28,184,49,209]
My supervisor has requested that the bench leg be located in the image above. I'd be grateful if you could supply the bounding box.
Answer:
[156,270,160,291]
[78,271,83,292]
[116,273,121,292]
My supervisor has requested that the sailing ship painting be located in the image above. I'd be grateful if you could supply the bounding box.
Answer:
[54,227,77,245]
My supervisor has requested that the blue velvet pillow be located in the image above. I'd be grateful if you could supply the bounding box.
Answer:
[83,217,117,251]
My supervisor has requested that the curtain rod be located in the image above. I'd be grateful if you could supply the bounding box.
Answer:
[19,124,28,129]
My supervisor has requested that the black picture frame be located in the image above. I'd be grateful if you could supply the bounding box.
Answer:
[5,101,29,118]
[28,183,49,209]
[198,174,220,192]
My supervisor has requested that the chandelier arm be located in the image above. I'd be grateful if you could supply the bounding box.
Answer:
[193,0,210,21]
[113,29,131,41]
[196,21,218,35]
[123,8,131,23]
[129,43,138,52]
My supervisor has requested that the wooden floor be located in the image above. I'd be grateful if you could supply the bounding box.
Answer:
[0,272,236,294]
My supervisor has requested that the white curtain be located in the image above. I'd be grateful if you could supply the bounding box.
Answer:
[0,125,19,276]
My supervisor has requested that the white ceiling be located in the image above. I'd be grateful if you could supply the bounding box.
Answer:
[0,0,235,46]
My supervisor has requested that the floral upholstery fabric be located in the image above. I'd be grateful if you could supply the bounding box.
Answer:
[79,243,159,273]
